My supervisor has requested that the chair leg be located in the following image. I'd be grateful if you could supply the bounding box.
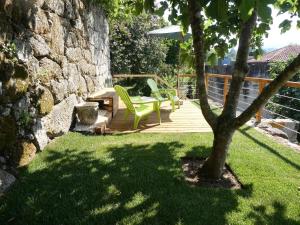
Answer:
[133,115,141,129]
[155,103,161,124]
[171,100,175,112]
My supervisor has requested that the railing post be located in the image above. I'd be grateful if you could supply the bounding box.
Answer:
[177,74,180,97]
[205,74,209,93]
[223,77,228,105]
[255,80,266,123]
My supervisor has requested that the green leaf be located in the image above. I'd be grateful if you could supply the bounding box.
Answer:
[207,53,217,66]
[144,0,155,12]
[279,19,292,33]
[238,0,255,21]
[256,0,275,22]
[206,0,228,20]
[297,20,300,29]
[155,1,168,16]
[134,1,144,15]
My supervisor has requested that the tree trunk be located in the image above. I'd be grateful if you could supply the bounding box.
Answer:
[199,120,235,179]
[187,0,217,130]
[186,0,300,180]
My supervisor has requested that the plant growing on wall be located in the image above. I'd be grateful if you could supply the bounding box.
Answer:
[0,41,17,60]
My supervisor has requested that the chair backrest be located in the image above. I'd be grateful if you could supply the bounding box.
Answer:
[147,78,159,92]
[147,78,163,99]
[114,85,135,113]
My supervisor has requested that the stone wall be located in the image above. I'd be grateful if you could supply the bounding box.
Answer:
[0,0,111,166]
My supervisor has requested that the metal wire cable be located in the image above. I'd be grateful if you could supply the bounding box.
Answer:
[274,93,300,102]
[239,93,257,100]
[208,85,224,91]
[241,86,259,91]
[208,94,223,104]
[263,108,300,124]
[266,101,300,113]
[208,90,224,97]
[265,121,300,135]
[208,80,224,85]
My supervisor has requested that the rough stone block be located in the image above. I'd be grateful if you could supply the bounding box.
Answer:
[42,94,78,138]
[37,86,54,115]
[43,0,65,16]
[0,169,16,193]
[18,140,37,167]
[29,34,50,57]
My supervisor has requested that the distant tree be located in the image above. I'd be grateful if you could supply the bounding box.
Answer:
[110,13,168,94]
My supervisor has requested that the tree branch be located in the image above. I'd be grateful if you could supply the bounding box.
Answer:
[221,11,257,119]
[235,53,300,127]
[188,0,217,129]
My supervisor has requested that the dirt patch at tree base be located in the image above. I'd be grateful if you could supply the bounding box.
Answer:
[181,157,242,189]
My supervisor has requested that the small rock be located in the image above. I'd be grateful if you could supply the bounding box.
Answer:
[266,127,289,139]
[0,156,6,164]
[2,108,11,117]
[0,169,16,193]
[26,134,35,141]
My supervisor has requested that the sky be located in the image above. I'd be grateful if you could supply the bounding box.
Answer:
[263,9,300,49]
[159,2,300,49]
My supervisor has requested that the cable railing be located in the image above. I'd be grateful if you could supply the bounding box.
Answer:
[178,73,300,143]
[112,73,300,142]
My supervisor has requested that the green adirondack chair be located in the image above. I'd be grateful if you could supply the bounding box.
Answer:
[114,85,161,129]
[147,78,180,112]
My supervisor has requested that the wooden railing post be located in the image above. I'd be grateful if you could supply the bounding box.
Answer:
[223,77,229,105]
[177,74,180,97]
[255,80,266,123]
[205,74,209,93]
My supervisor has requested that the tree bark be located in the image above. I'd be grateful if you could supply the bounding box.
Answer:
[188,0,217,130]
[198,11,257,179]
[199,122,235,179]
[221,11,257,119]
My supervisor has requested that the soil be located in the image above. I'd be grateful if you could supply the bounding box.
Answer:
[181,157,242,189]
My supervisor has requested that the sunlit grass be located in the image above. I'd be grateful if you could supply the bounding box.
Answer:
[0,129,299,224]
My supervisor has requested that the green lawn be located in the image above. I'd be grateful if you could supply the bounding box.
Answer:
[1,128,300,225]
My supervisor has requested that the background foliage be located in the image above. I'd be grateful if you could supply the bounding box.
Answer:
[109,11,182,95]
[266,59,300,122]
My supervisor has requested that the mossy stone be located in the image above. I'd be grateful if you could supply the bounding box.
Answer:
[6,78,29,100]
[38,86,54,115]
[15,78,29,93]
[0,116,17,154]
[17,140,37,167]
[0,59,14,82]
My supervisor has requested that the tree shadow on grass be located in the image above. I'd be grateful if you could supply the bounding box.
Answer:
[1,141,254,225]
[247,201,300,225]
[238,126,300,171]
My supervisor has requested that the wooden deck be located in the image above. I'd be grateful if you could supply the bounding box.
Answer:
[107,100,212,133]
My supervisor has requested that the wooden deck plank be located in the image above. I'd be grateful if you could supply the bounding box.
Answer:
[107,100,212,133]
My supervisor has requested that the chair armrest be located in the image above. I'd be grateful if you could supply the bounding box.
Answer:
[131,97,158,104]
[159,89,177,96]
